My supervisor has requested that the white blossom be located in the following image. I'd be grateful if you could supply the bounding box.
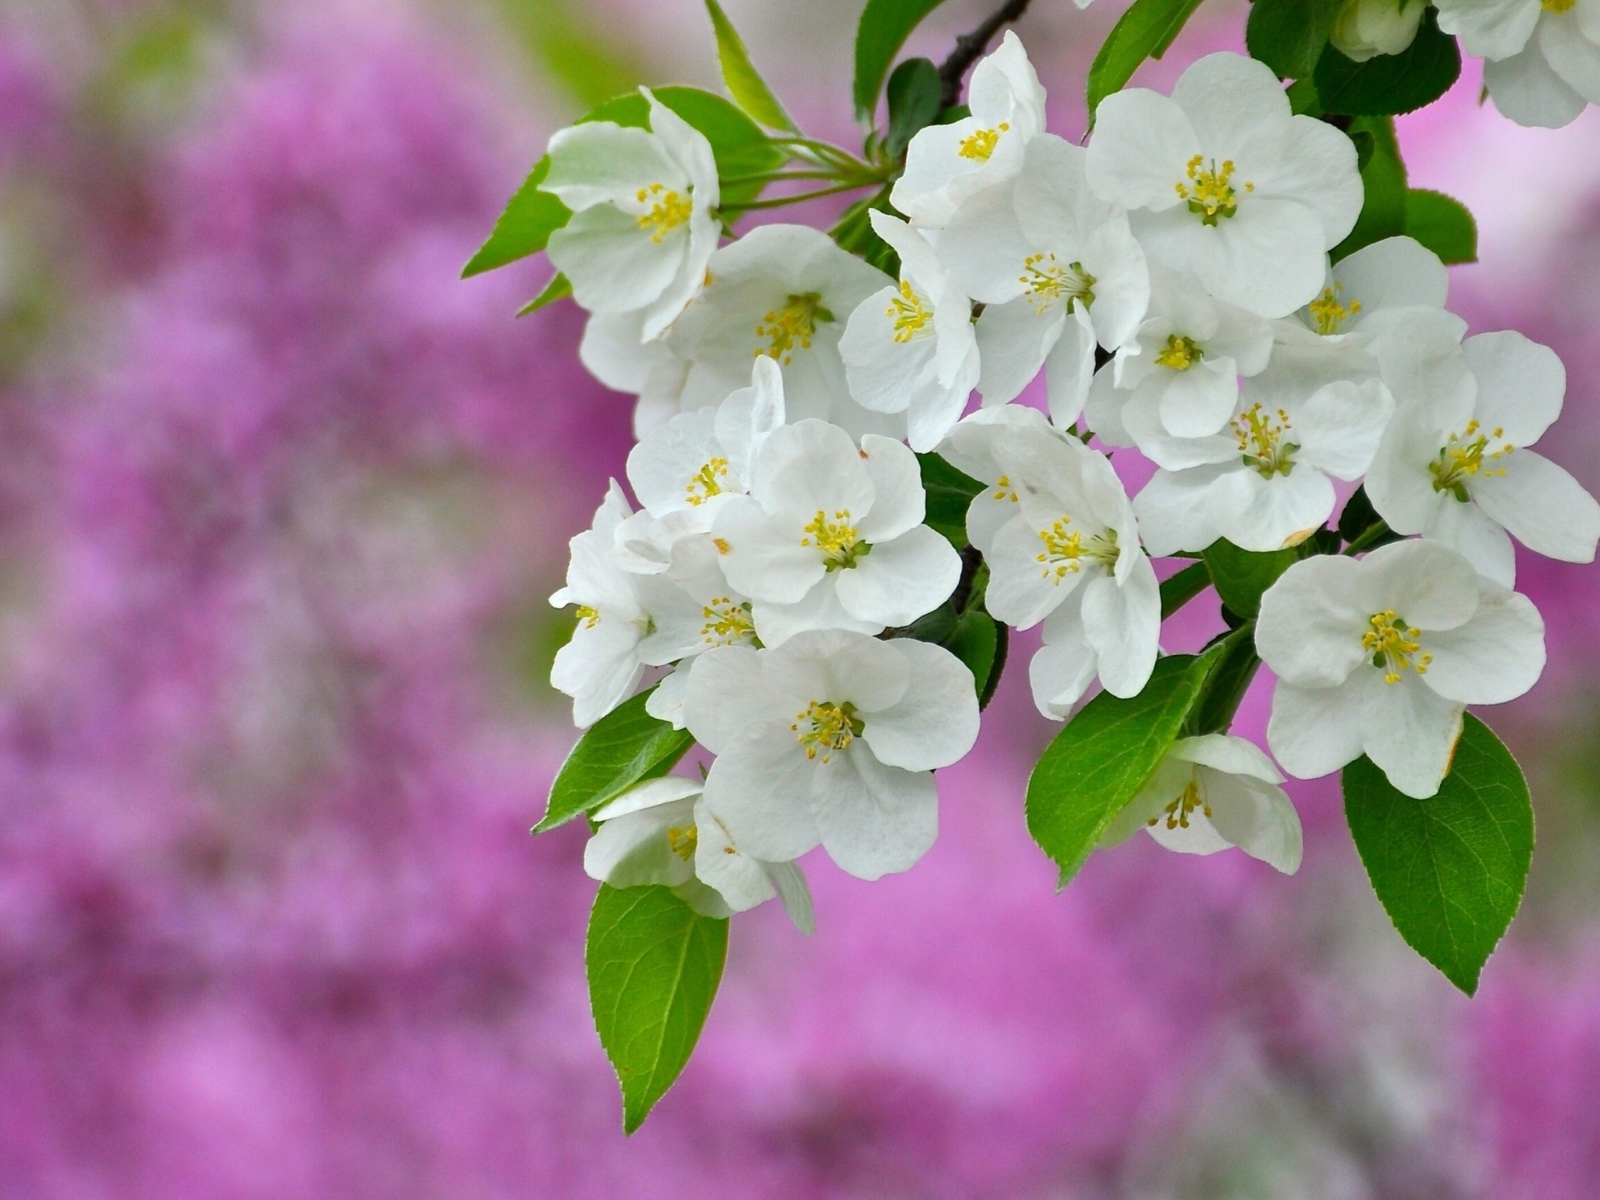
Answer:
[839,212,980,452]
[1436,0,1600,128]
[1257,539,1545,799]
[938,402,1059,554]
[1289,235,1465,368]
[578,310,691,438]
[1366,328,1600,585]
[684,630,980,880]
[1085,52,1363,319]
[543,90,720,340]
[1098,735,1303,873]
[1331,0,1428,62]
[712,419,961,645]
[585,776,815,931]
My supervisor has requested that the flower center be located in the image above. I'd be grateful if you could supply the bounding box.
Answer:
[1036,518,1119,582]
[792,700,864,763]
[887,279,933,343]
[1148,778,1212,831]
[1429,419,1512,501]
[801,509,870,571]
[700,596,757,647]
[1155,334,1204,371]
[755,292,834,364]
[1308,283,1362,335]
[635,182,693,243]
[685,456,729,506]
[666,825,698,860]
[1543,0,1576,11]
[958,122,1010,161]
[1363,610,1432,684]
[1019,254,1096,315]
[1233,403,1299,477]
[575,605,600,628]
[1175,155,1252,225]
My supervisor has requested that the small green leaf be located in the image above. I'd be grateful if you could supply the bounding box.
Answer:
[1087,0,1208,124]
[1405,188,1478,264]
[517,272,572,316]
[1246,0,1343,80]
[885,57,943,159]
[898,602,999,700]
[462,157,572,279]
[587,884,728,1133]
[830,187,901,275]
[1343,714,1533,995]
[1314,9,1461,117]
[917,452,984,549]
[1159,560,1213,619]
[704,0,800,133]
[1026,648,1221,885]
[853,0,950,122]
[536,687,695,832]
[1186,625,1260,737]
[1331,115,1407,262]
[1202,539,1299,619]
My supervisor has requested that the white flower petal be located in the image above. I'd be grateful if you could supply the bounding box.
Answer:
[985,513,1077,628]
[975,297,1063,406]
[1172,734,1284,783]
[1485,37,1589,128]
[1203,771,1303,873]
[1132,465,1226,556]
[752,576,883,647]
[702,723,824,862]
[1234,115,1364,248]
[593,777,703,822]
[692,801,777,914]
[1354,538,1483,630]
[1434,0,1542,59]
[1256,554,1370,687]
[751,418,875,521]
[1170,52,1293,153]
[834,526,961,627]
[549,204,686,314]
[1043,308,1097,428]
[713,497,826,604]
[811,746,938,880]
[858,435,927,541]
[1422,584,1545,704]
[1333,235,1449,314]
[1207,197,1331,318]
[862,638,980,771]
[543,121,684,209]
[1267,675,1368,781]
[1206,463,1336,553]
[1085,88,1197,210]
[681,644,774,753]
[762,860,816,934]
[1541,9,1600,102]
[1473,449,1600,564]
[1423,495,1519,587]
[1464,331,1566,447]
[769,628,911,714]
[1080,558,1160,698]
[1295,378,1393,480]
[1158,356,1241,438]
[1359,671,1464,799]
[583,799,697,889]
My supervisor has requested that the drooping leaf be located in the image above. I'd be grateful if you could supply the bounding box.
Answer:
[536,687,695,832]
[1314,9,1461,117]
[1343,714,1533,995]
[885,57,944,159]
[704,0,800,132]
[517,272,572,316]
[1159,560,1212,619]
[1405,188,1478,264]
[1246,0,1343,80]
[1331,115,1407,262]
[831,186,901,275]
[1026,647,1222,885]
[462,157,571,278]
[898,602,999,700]
[1203,539,1299,619]
[587,884,728,1133]
[1087,0,1208,123]
[917,452,984,549]
[853,0,950,122]
[1186,625,1261,736]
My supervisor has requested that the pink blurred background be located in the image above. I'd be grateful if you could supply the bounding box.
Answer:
[1,0,1599,1195]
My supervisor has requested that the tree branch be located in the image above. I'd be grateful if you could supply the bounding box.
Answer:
[938,0,1035,109]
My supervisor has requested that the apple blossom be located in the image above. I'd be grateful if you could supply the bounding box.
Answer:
[1435,0,1600,128]
[938,402,1061,554]
[577,310,691,437]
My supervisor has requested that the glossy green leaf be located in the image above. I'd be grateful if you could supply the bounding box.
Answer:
[1337,483,1401,549]
[1343,714,1533,995]
[517,272,572,316]
[1186,625,1260,737]
[1026,648,1221,885]
[1159,560,1212,619]
[853,0,949,122]
[830,189,902,275]
[1246,0,1343,80]
[917,452,984,549]
[1087,0,1207,123]
[1405,188,1478,264]
[1331,115,1407,262]
[462,157,571,278]
[898,602,999,700]
[705,0,799,132]
[1314,9,1461,117]
[535,687,695,832]
[885,57,943,158]
[587,884,728,1133]
[1203,539,1299,619]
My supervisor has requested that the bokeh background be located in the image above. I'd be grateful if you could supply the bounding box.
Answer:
[1,0,1599,1195]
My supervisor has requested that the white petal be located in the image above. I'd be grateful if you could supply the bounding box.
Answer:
[1422,584,1545,705]
[592,775,703,822]
[938,180,1033,303]
[752,419,875,521]
[1044,309,1097,427]
[1084,88,1197,210]
[1100,757,1193,845]
[862,638,980,771]
[683,645,781,755]
[583,800,697,889]
[1366,403,1456,536]
[858,435,926,541]
[644,663,693,728]
[703,723,824,862]
[713,498,826,604]
[810,746,939,880]
[975,298,1062,406]
[1131,466,1226,556]
[768,628,911,713]
[1202,771,1303,873]
[548,204,685,314]
[1333,235,1449,315]
[543,121,683,209]
[1423,496,1519,587]
[1296,378,1393,480]
[691,802,777,914]
[1158,357,1240,438]
[1171,734,1284,784]
[551,622,645,729]
[1206,198,1331,318]
[1434,0,1542,59]
[1541,9,1600,102]
[1171,52,1292,153]
[1030,588,1098,719]
[1486,38,1589,128]
[1267,675,1368,780]
[626,406,722,517]
[1353,538,1482,631]
[1255,554,1370,687]
[835,526,961,627]
[1206,463,1336,553]
[1081,558,1160,698]
[752,576,882,647]
[985,513,1076,628]
[1084,363,1133,446]
[762,860,816,934]
[1464,331,1566,447]
[1473,449,1600,564]
[1359,671,1464,799]
[1234,115,1363,247]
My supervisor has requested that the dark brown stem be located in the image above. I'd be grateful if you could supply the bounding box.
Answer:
[938,0,1035,109]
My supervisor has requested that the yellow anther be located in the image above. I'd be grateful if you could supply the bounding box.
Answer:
[634,182,693,243]
[1175,155,1250,225]
[791,700,864,763]
[1018,253,1096,315]
[1429,419,1512,501]
[887,280,933,343]
[1543,0,1576,11]
[666,825,698,861]
[713,537,731,554]
[1035,517,1118,582]
[957,121,1010,161]
[1233,403,1299,477]
[700,596,756,646]
[685,457,729,506]
[800,509,869,571]
[993,474,1019,502]
[1362,610,1431,684]
[1155,334,1204,371]
[755,292,833,364]
[1148,780,1213,830]
[1309,283,1362,335]
[575,605,600,628]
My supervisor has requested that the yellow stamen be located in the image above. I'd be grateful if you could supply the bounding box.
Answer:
[1429,419,1512,501]
[1308,283,1362,335]
[1174,155,1251,225]
[1362,610,1431,684]
[713,537,731,554]
[958,121,1010,161]
[685,457,729,506]
[575,605,600,628]
[1233,403,1299,477]
[1018,253,1095,315]
[1155,334,1204,371]
[755,292,833,364]
[1148,779,1213,830]
[700,596,757,646]
[887,279,933,343]
[634,182,693,243]
[1035,517,1119,582]
[791,700,864,763]
[1543,0,1576,11]
[800,509,868,571]
[992,474,1018,502]
[666,825,698,860]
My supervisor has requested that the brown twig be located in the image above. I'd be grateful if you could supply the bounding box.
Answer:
[938,0,1035,109]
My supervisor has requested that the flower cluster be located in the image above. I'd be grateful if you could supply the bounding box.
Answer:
[1436,0,1600,128]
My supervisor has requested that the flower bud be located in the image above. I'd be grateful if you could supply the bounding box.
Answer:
[1329,0,1426,63]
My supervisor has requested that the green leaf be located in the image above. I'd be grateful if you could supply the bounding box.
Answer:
[1343,714,1533,995]
[1313,9,1460,117]
[917,452,984,549]
[853,0,949,122]
[1159,560,1212,619]
[517,272,572,316]
[885,57,944,159]
[1331,115,1407,262]
[898,602,999,700]
[536,687,695,832]
[1405,188,1478,264]
[1202,539,1299,619]
[1087,0,1208,123]
[1186,625,1261,736]
[462,157,572,278]
[704,0,799,133]
[1026,648,1221,885]
[1246,0,1343,80]
[587,884,728,1133]
[830,186,901,275]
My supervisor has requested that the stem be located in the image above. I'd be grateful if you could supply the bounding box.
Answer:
[719,181,878,214]
[1343,520,1391,556]
[980,622,1008,712]
[939,0,1035,108]
[767,136,876,173]
[718,169,854,186]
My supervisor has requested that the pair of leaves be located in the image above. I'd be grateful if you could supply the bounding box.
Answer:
[1344,715,1533,995]
[1087,0,1207,122]
[853,0,950,122]
[535,686,695,832]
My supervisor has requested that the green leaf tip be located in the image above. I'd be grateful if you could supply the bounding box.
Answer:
[705,0,800,133]
[1087,0,1207,124]
[853,0,950,123]
[536,687,695,832]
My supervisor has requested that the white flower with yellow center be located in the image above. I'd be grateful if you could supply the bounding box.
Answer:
[1330,0,1429,61]
[1098,736,1303,874]
[1366,328,1600,585]
[891,31,1047,230]
[1258,539,1546,799]
[584,776,815,931]
[938,403,1064,555]
[1085,52,1363,319]
[711,419,962,646]
[1436,0,1600,128]
[664,224,900,439]
[684,630,980,880]
[577,309,691,438]
[542,89,720,340]
[937,134,1150,425]
[839,212,980,452]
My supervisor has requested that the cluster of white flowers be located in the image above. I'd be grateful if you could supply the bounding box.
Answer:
[548,38,1598,920]
[1436,0,1600,128]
